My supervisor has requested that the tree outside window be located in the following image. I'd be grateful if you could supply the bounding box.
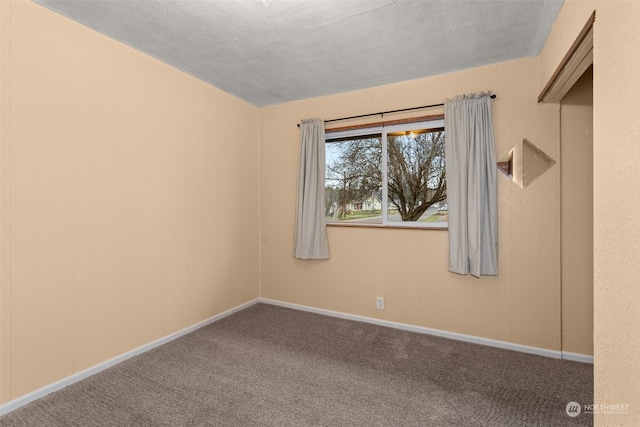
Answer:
[325,120,447,228]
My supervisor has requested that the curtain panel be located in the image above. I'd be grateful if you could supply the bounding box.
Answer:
[444,93,498,277]
[294,118,329,260]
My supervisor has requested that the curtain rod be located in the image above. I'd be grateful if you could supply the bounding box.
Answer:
[296,94,496,128]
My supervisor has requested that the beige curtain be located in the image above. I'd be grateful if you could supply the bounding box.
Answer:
[444,93,498,277]
[294,118,329,260]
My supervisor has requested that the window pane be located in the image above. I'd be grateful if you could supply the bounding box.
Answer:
[325,135,382,224]
[386,128,447,225]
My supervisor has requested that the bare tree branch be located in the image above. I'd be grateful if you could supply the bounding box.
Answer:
[326,130,446,222]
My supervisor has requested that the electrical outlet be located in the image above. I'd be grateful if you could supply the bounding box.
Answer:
[376,296,385,310]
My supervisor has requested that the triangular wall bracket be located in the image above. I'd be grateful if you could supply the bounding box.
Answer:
[498,138,556,188]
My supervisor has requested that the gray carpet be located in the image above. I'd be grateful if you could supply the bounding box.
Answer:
[0,303,593,426]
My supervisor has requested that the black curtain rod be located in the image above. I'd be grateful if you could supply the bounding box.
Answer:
[296,94,496,128]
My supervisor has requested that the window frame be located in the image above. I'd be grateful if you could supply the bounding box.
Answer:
[325,118,447,230]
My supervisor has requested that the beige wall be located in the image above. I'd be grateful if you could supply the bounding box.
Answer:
[0,0,10,407]
[0,1,260,404]
[560,68,593,356]
[541,1,640,424]
[260,57,566,352]
[592,3,640,425]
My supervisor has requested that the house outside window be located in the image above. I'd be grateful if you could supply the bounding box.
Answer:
[325,119,447,228]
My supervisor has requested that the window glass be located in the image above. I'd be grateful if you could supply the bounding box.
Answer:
[386,128,446,225]
[325,134,383,224]
[325,120,446,228]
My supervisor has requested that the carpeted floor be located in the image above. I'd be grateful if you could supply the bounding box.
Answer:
[0,303,593,426]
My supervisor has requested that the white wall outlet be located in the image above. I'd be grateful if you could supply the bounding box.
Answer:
[376,296,385,310]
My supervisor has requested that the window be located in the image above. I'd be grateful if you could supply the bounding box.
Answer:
[325,119,447,228]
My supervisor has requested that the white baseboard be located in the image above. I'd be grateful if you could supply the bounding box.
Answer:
[0,298,260,416]
[258,298,594,365]
[561,351,594,364]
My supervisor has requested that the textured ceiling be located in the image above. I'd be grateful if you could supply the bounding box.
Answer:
[34,0,563,107]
